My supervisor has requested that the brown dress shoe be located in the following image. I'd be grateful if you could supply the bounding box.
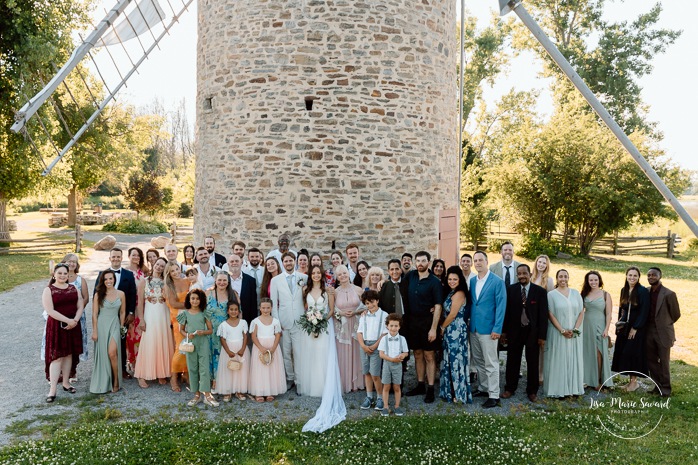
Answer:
[501,391,514,399]
[528,393,538,402]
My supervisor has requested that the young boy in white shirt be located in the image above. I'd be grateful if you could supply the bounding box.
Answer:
[357,290,389,411]
[378,313,409,416]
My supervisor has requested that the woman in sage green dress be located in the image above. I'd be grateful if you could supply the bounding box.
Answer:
[90,270,125,394]
[581,271,613,390]
[543,269,584,398]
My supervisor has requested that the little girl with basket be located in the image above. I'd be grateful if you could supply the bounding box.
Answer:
[248,298,286,402]
[215,301,250,402]
[176,288,219,407]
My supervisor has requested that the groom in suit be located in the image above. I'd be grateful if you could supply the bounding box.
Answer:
[470,251,507,408]
[96,248,137,378]
[270,252,307,393]
[501,264,548,402]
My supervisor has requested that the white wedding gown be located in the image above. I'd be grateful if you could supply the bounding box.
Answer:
[302,299,346,433]
[296,293,330,397]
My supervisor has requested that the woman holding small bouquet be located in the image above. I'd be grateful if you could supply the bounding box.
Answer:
[295,265,335,397]
[543,269,585,398]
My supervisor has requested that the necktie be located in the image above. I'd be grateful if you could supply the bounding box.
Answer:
[521,284,530,326]
[286,275,294,291]
[504,266,511,285]
[394,282,403,317]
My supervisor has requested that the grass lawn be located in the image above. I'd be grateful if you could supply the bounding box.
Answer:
[1,360,696,464]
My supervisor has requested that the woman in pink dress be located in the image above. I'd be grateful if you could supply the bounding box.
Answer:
[134,258,174,387]
[333,265,365,392]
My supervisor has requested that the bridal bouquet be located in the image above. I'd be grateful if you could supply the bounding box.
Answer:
[297,305,328,338]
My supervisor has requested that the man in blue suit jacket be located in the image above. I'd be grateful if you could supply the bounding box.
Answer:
[470,250,507,408]
[95,248,137,379]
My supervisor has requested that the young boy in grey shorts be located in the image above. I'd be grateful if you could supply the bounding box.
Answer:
[357,290,388,411]
[379,313,409,416]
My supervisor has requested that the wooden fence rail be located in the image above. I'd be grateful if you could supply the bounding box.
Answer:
[484,229,680,258]
[0,225,82,254]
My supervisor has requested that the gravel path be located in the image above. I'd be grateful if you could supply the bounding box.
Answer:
[0,234,591,446]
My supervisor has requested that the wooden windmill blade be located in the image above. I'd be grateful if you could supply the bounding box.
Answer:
[10,0,194,176]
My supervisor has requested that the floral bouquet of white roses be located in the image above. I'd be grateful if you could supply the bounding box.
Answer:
[297,305,328,338]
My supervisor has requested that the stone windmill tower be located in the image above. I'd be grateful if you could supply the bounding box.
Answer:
[195,0,459,262]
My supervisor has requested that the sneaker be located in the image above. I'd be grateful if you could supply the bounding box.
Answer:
[204,395,220,407]
[374,397,384,410]
[360,397,373,410]
[187,395,201,407]
[380,407,390,417]
[394,406,405,416]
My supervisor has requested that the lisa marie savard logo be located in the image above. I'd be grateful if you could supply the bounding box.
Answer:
[589,371,670,440]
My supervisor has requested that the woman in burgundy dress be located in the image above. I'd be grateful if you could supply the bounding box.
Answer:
[42,263,84,402]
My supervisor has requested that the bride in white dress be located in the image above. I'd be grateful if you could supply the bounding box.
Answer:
[297,265,335,397]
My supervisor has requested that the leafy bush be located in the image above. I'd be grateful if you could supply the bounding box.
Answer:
[518,233,571,259]
[102,218,168,234]
[177,202,193,218]
[86,195,126,210]
[687,238,698,251]
[487,238,509,253]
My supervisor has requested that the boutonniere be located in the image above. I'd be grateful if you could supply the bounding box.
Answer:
[530,300,537,304]
[296,277,304,287]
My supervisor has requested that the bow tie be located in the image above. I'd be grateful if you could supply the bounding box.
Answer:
[367,312,377,317]
[111,269,121,274]
[389,336,399,341]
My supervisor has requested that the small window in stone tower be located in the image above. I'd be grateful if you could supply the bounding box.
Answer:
[304,96,315,111]
[203,97,213,111]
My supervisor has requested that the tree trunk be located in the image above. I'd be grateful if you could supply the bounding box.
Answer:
[67,186,82,227]
[0,194,10,241]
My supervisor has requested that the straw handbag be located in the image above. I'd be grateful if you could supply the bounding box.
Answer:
[259,349,273,366]
[227,355,244,371]
[179,334,194,353]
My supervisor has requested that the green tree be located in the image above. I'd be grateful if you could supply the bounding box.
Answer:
[491,93,689,255]
[124,172,163,217]
[515,0,680,134]
[0,0,92,238]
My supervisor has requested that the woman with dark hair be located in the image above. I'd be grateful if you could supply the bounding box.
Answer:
[297,264,335,396]
[297,249,310,275]
[134,258,173,388]
[581,271,613,390]
[89,269,125,394]
[146,249,160,269]
[439,266,472,403]
[260,256,281,299]
[544,269,584,398]
[124,247,148,373]
[43,263,84,402]
[611,266,650,392]
[164,260,190,392]
[352,260,370,289]
[182,245,196,271]
[431,259,447,294]
[206,271,240,390]
[326,251,343,288]
[310,253,323,268]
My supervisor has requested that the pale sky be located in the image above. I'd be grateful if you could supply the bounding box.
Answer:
[95,0,697,171]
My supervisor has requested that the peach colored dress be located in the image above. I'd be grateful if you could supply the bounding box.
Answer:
[169,288,189,374]
[134,278,174,379]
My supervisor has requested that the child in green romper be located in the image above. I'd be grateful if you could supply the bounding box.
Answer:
[177,288,219,407]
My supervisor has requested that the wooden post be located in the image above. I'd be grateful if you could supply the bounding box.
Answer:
[75,224,82,253]
[667,230,676,258]
[170,221,177,244]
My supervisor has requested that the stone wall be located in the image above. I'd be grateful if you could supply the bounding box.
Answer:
[195,0,458,263]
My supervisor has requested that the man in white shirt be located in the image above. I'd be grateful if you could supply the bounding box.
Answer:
[266,233,296,264]
[460,253,475,289]
[231,240,249,268]
[345,243,360,282]
[164,244,180,268]
[489,242,520,286]
[195,247,219,290]
[242,247,264,306]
